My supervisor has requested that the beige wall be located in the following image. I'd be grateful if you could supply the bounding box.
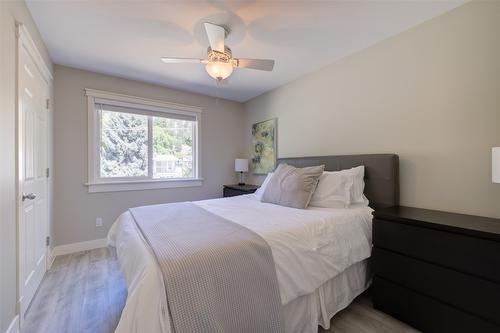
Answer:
[244,1,500,219]
[53,65,245,246]
[0,1,53,331]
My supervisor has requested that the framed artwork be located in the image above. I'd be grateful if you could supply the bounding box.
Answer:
[251,118,277,174]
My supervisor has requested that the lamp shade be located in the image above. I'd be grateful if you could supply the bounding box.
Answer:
[206,62,233,81]
[493,147,500,183]
[235,159,248,172]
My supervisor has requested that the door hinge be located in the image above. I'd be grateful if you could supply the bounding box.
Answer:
[46,167,50,178]
[46,236,50,247]
[46,99,50,109]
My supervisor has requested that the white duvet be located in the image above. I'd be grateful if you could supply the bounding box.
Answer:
[108,194,373,333]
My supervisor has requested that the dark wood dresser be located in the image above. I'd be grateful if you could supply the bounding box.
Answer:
[372,206,500,333]
[223,184,259,197]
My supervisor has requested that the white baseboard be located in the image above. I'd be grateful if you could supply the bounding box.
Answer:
[51,238,108,257]
[5,316,19,333]
[47,247,56,270]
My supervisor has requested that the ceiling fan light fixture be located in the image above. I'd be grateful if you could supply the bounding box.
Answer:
[205,61,233,81]
[161,23,275,83]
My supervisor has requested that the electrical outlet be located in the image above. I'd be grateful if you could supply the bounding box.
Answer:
[95,217,103,227]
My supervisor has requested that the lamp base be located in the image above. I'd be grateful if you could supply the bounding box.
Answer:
[237,171,246,186]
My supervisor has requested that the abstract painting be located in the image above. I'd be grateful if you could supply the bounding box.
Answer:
[251,118,277,174]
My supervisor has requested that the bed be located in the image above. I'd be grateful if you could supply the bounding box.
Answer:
[108,154,399,333]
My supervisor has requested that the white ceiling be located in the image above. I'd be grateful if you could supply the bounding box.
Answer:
[27,0,466,102]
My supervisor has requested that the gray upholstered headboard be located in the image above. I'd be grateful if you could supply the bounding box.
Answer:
[277,154,399,209]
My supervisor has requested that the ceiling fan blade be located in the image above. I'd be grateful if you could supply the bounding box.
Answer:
[161,57,206,64]
[235,58,275,71]
[204,22,225,53]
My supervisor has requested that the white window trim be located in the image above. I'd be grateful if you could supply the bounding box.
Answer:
[85,88,203,193]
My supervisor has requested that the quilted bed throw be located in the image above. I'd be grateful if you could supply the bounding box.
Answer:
[129,202,284,333]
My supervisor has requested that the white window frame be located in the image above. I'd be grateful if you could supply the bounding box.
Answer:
[85,88,203,193]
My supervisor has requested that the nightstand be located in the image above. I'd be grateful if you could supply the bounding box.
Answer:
[223,184,259,197]
[372,206,500,333]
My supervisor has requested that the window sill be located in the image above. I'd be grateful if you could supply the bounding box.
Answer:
[85,178,203,193]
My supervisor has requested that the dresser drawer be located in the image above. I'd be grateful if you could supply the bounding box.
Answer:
[373,218,500,283]
[373,277,499,333]
[373,247,500,324]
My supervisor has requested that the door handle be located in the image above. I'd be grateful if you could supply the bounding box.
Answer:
[22,193,36,201]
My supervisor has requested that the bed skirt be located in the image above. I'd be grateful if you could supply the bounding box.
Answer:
[283,259,370,333]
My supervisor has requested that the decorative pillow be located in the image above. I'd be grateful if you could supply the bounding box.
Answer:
[309,171,353,208]
[254,172,274,200]
[261,164,325,209]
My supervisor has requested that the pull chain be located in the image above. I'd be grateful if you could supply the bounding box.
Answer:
[215,79,222,108]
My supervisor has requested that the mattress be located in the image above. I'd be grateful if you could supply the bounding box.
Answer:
[108,194,373,333]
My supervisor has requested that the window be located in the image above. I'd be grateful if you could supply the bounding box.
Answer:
[85,89,202,192]
[99,108,195,179]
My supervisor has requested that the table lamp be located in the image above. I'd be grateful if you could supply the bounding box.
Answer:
[235,159,249,185]
[493,147,500,183]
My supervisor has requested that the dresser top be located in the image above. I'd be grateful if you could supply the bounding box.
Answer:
[223,184,260,191]
[374,206,500,241]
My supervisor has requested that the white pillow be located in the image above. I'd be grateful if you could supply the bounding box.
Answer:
[254,172,274,200]
[308,171,353,208]
[342,166,369,206]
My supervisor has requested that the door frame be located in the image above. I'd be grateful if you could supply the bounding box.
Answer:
[15,22,53,326]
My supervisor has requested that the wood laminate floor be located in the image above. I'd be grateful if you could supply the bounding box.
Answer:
[22,248,419,333]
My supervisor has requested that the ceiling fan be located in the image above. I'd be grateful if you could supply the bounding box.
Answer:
[161,22,275,82]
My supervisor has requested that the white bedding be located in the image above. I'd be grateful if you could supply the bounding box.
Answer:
[108,194,373,333]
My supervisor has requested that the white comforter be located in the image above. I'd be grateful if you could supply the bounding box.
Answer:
[108,194,373,333]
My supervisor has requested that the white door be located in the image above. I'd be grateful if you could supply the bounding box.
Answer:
[18,41,49,320]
